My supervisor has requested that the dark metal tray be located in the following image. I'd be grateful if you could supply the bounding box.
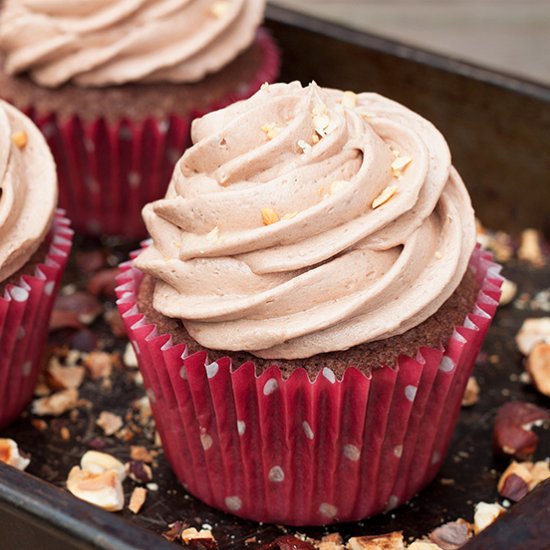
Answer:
[1,5,550,549]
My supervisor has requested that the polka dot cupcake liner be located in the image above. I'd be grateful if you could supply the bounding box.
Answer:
[116,245,502,525]
[15,30,279,238]
[0,210,73,429]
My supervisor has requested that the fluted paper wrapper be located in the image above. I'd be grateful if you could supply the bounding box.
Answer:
[116,245,502,525]
[0,211,73,429]
[15,30,279,238]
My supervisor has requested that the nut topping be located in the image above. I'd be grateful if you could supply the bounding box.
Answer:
[128,487,147,514]
[67,466,124,512]
[81,450,126,482]
[516,317,550,355]
[473,502,505,535]
[526,343,550,397]
[11,131,27,148]
[372,186,398,209]
[261,208,280,226]
[0,439,30,471]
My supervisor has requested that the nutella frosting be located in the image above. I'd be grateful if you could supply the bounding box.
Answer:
[136,82,476,360]
[0,99,57,283]
[0,0,265,88]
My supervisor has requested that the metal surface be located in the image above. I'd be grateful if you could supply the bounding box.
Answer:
[1,7,550,550]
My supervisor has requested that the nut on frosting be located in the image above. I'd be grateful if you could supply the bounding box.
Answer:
[0,99,57,283]
[136,82,476,359]
[0,0,266,88]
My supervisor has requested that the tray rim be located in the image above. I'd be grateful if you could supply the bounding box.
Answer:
[1,6,549,550]
[266,4,550,102]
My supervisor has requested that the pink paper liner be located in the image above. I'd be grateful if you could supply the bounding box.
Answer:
[14,30,279,238]
[116,245,502,526]
[0,210,73,429]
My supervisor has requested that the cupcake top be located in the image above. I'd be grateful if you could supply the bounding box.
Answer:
[0,0,266,88]
[136,82,476,360]
[0,99,57,282]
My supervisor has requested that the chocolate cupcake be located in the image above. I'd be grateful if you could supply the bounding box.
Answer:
[116,82,502,525]
[0,0,279,237]
[0,99,72,429]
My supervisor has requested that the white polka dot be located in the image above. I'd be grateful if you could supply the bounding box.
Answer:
[322,367,336,384]
[268,465,285,483]
[342,444,360,461]
[303,421,314,440]
[200,433,213,451]
[405,385,417,402]
[319,503,338,519]
[439,356,455,373]
[180,366,187,379]
[225,496,242,511]
[11,287,29,302]
[205,361,219,379]
[394,445,403,458]
[146,388,156,403]
[22,361,32,376]
[17,327,26,340]
[386,495,399,511]
[263,378,278,396]
[44,281,55,296]
[237,420,246,436]
[132,340,140,355]
[432,450,441,465]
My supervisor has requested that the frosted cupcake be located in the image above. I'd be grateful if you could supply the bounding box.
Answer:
[0,0,279,237]
[0,99,72,429]
[117,82,502,525]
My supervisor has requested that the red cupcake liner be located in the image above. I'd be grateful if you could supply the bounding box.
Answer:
[17,30,279,238]
[116,245,502,525]
[0,211,73,430]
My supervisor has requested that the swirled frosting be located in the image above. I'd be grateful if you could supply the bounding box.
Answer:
[136,82,476,359]
[0,100,57,283]
[0,0,265,88]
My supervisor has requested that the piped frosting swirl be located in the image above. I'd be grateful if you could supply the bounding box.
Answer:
[136,82,476,359]
[0,99,57,283]
[0,0,265,87]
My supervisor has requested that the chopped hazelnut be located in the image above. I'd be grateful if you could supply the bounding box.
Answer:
[518,229,544,266]
[372,186,398,209]
[526,343,550,397]
[516,317,550,355]
[181,527,217,548]
[81,450,126,482]
[32,388,79,417]
[0,439,30,471]
[497,461,533,501]
[499,278,517,306]
[83,351,114,380]
[461,377,480,407]
[46,361,85,390]
[130,445,153,463]
[261,208,280,226]
[128,487,147,514]
[318,533,343,550]
[67,466,124,512]
[429,519,472,550]
[473,502,505,535]
[347,532,405,549]
[96,411,123,436]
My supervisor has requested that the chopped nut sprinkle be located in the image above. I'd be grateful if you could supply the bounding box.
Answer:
[206,226,219,242]
[128,487,147,515]
[261,207,279,225]
[281,211,298,221]
[372,185,398,209]
[11,131,28,149]
[96,411,123,436]
[311,133,320,144]
[341,91,357,108]
[209,0,230,18]
[434,250,443,260]
[297,139,311,153]
[261,122,282,141]
[391,155,413,176]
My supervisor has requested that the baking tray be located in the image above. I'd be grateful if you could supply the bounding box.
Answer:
[1,5,550,549]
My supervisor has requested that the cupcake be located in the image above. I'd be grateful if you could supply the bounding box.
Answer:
[0,0,279,237]
[116,82,502,525]
[0,99,72,430]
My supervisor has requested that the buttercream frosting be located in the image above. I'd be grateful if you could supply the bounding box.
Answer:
[0,0,265,88]
[0,99,57,283]
[136,82,476,359]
